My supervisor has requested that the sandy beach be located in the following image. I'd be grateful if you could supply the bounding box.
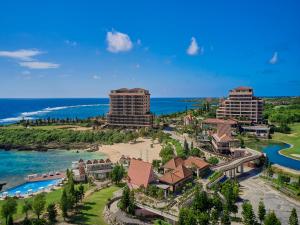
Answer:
[98,137,162,163]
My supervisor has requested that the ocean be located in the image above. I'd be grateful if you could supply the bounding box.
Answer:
[0,98,198,124]
[0,150,105,190]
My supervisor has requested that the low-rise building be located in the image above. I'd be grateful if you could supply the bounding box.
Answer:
[85,159,113,180]
[72,158,113,181]
[159,164,193,193]
[184,156,210,177]
[241,125,270,138]
[202,118,238,130]
[73,163,86,182]
[127,159,156,189]
[183,114,195,126]
[212,123,240,154]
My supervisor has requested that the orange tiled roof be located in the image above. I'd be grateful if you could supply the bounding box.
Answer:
[202,118,237,125]
[159,165,192,185]
[213,123,234,142]
[184,156,210,169]
[128,159,155,188]
[163,157,185,170]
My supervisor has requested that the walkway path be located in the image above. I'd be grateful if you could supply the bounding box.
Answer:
[238,176,300,224]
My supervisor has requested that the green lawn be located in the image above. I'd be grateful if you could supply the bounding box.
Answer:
[0,184,91,224]
[273,123,300,160]
[0,188,63,224]
[244,123,300,160]
[69,186,120,225]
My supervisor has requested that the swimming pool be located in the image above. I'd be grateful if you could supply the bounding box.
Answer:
[1,178,61,197]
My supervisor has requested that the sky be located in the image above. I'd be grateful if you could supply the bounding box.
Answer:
[0,0,299,98]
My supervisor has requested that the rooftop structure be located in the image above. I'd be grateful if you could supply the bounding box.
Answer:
[163,157,185,172]
[107,88,153,127]
[127,159,156,189]
[72,158,113,180]
[159,164,193,192]
[216,87,264,124]
[212,123,240,154]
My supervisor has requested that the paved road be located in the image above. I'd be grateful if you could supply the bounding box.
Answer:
[238,176,300,224]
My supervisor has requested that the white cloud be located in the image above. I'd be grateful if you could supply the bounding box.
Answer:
[106,30,133,53]
[187,37,199,55]
[21,70,31,75]
[19,61,60,69]
[92,75,101,80]
[269,52,278,64]
[65,40,77,47]
[0,49,43,61]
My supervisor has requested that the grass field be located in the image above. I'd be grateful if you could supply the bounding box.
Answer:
[245,123,300,161]
[0,184,91,224]
[273,123,300,160]
[0,188,63,224]
[69,186,120,225]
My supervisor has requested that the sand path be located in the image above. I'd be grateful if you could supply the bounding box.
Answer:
[98,137,162,163]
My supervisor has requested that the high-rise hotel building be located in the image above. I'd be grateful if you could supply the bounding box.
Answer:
[107,88,153,127]
[216,87,264,124]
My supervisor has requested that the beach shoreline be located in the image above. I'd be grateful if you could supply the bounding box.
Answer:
[97,137,162,163]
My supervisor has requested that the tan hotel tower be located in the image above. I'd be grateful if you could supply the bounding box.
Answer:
[107,88,153,127]
[216,87,264,124]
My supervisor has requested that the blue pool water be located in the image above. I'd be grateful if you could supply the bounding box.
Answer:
[2,179,61,197]
[0,149,105,189]
[262,143,300,170]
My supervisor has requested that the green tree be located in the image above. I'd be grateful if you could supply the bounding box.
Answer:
[1,197,17,225]
[193,187,210,212]
[60,189,68,220]
[242,201,256,225]
[119,185,134,215]
[22,200,32,219]
[183,139,189,156]
[264,211,281,225]
[32,193,46,219]
[110,164,125,184]
[7,215,13,225]
[289,208,299,225]
[258,201,266,223]
[211,208,219,225]
[78,183,85,201]
[221,209,231,225]
[178,208,197,225]
[47,203,57,224]
[154,220,171,225]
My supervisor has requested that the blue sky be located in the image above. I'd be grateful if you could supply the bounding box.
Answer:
[0,0,299,98]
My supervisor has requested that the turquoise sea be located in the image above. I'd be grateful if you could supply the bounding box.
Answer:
[0,98,197,190]
[0,149,105,190]
[0,98,198,124]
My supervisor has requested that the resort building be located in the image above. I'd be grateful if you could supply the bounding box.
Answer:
[183,114,195,126]
[159,164,193,193]
[184,156,210,177]
[163,157,185,173]
[72,158,113,181]
[241,125,270,138]
[211,123,240,154]
[216,87,264,124]
[107,88,153,127]
[85,159,113,180]
[202,118,238,130]
[127,159,156,189]
[73,162,86,182]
